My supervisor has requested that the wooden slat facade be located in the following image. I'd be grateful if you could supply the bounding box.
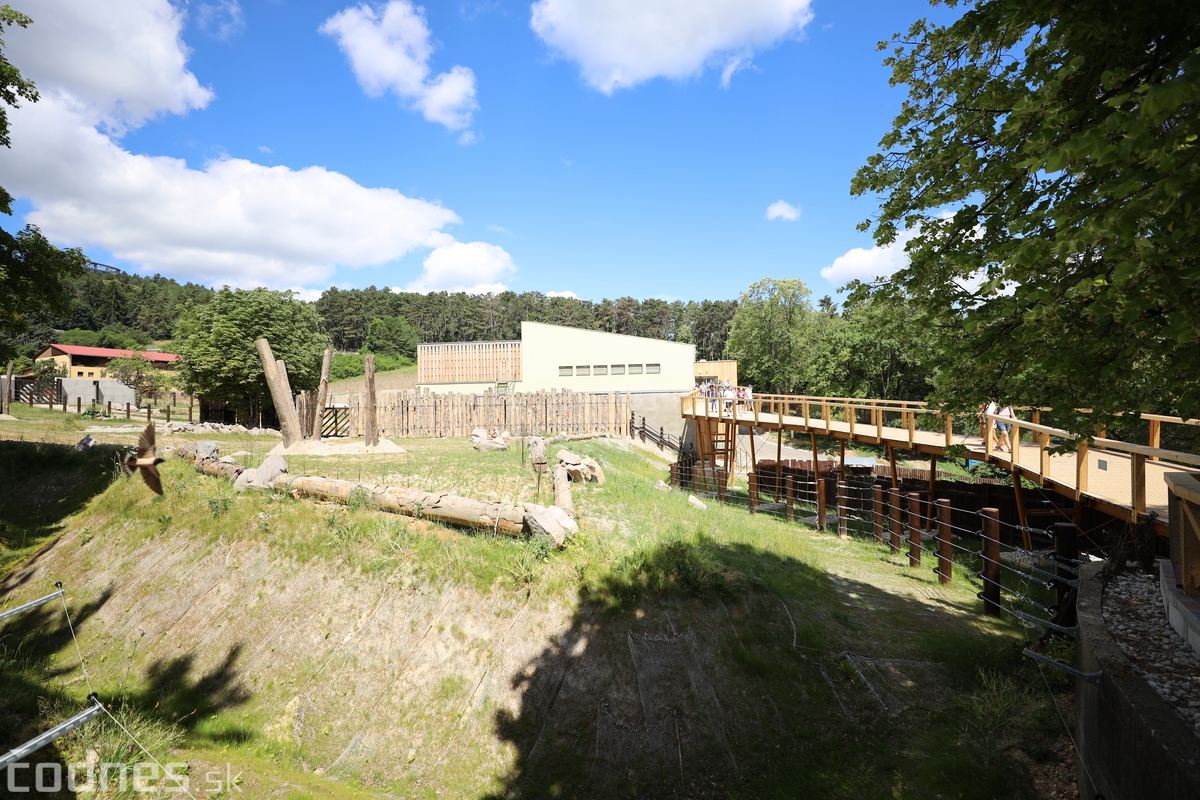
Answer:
[417,341,522,384]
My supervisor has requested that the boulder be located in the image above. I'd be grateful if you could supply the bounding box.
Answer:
[565,464,588,483]
[471,427,487,442]
[474,439,509,451]
[545,504,579,535]
[654,480,671,492]
[523,504,566,547]
[581,457,606,485]
[233,469,257,492]
[556,449,582,465]
[73,434,97,451]
[688,494,708,511]
[250,454,288,489]
[219,455,241,465]
[196,440,219,460]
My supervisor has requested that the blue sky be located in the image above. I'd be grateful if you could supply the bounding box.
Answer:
[0,0,957,302]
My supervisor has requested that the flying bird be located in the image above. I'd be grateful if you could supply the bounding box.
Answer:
[124,422,164,495]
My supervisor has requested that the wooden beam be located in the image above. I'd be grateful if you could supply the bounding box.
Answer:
[1149,419,1161,461]
[1075,440,1089,499]
[839,438,846,474]
[254,338,301,447]
[364,353,378,447]
[1012,465,1030,550]
[810,431,819,475]
[888,446,898,490]
[1131,452,1147,521]
[313,348,331,439]
[2,361,11,416]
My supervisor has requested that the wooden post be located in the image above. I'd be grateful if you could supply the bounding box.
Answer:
[1075,440,1089,499]
[981,508,1001,616]
[106,400,111,417]
[816,478,826,531]
[62,392,66,412]
[888,488,903,553]
[810,431,819,475]
[1149,418,1161,460]
[2,361,11,416]
[1131,452,1146,521]
[311,348,331,440]
[749,473,757,514]
[254,338,301,446]
[927,453,938,531]
[147,405,152,422]
[125,402,130,420]
[873,485,885,543]
[887,446,899,489]
[776,420,783,500]
[785,475,794,523]
[907,491,921,566]
[837,480,848,539]
[985,414,994,453]
[839,438,846,474]
[944,413,953,449]
[875,401,883,443]
[166,405,171,423]
[936,498,952,586]
[188,399,193,423]
[364,354,378,447]
[76,397,81,414]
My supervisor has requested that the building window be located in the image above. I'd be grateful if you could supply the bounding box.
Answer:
[610,364,625,375]
[646,363,661,374]
[593,365,607,376]
[87,371,94,377]
[76,371,84,377]
[576,365,590,376]
[628,364,643,375]
[559,366,573,377]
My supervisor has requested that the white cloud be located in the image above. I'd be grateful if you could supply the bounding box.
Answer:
[0,0,475,291]
[405,241,516,293]
[820,230,916,286]
[195,1,245,41]
[545,290,578,299]
[766,199,800,221]
[530,0,814,93]
[320,1,478,132]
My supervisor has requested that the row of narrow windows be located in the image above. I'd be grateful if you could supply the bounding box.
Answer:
[559,364,660,377]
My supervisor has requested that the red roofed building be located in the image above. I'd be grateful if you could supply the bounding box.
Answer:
[35,344,180,380]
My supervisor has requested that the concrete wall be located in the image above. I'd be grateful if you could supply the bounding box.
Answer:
[630,391,690,440]
[1075,562,1200,800]
[517,322,695,393]
[58,378,136,409]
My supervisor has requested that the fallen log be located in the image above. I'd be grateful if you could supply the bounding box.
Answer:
[553,463,574,518]
[528,437,548,473]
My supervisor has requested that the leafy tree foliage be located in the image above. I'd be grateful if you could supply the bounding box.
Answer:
[59,324,152,351]
[0,226,86,363]
[724,279,814,394]
[175,289,328,424]
[851,0,1200,434]
[0,5,37,215]
[106,355,170,405]
[60,270,214,340]
[364,316,419,358]
[329,353,412,381]
[803,300,935,400]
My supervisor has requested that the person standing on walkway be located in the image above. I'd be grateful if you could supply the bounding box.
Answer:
[995,404,1014,453]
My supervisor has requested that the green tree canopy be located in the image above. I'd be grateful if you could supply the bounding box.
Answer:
[364,315,419,359]
[106,355,170,405]
[0,4,36,216]
[175,288,328,424]
[0,226,86,363]
[850,0,1200,435]
[724,278,813,393]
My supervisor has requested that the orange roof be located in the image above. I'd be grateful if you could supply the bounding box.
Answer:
[40,344,180,363]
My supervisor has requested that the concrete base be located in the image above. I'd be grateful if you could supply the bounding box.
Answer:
[1076,562,1200,800]
[1161,559,1200,659]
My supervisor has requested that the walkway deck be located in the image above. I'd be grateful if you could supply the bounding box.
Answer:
[681,394,1200,535]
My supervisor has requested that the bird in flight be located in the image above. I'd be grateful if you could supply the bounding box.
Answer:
[124,422,164,495]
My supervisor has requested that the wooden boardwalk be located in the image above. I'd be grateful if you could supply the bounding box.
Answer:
[681,394,1200,535]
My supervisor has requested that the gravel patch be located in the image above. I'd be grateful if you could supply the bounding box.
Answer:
[1102,569,1200,738]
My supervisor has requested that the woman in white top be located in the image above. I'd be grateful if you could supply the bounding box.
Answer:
[995,404,1014,453]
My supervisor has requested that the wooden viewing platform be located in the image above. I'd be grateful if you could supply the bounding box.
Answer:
[682,393,1200,538]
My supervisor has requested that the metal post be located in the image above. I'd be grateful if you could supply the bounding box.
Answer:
[786,475,794,523]
[816,478,826,531]
[1052,522,1079,616]
[888,488,903,553]
[907,491,922,566]
[837,481,849,539]
[936,498,952,586]
[981,507,1001,616]
[873,485,885,543]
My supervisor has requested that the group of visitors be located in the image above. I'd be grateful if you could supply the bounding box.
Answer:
[982,398,1015,453]
[697,380,754,413]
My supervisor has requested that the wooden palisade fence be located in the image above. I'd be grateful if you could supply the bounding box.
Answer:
[312,388,632,439]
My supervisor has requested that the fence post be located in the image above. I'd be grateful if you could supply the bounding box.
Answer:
[125,402,130,420]
[106,401,111,417]
[62,392,66,412]
[718,468,725,505]
[785,475,794,523]
[188,400,193,423]
[981,507,1001,616]
[888,488,903,553]
[936,498,952,586]
[659,426,664,451]
[837,481,848,539]
[907,491,922,567]
[166,405,171,423]
[1051,522,1079,619]
[749,473,757,514]
[816,478,826,531]
[873,485,885,543]
[147,405,152,423]
[76,397,81,414]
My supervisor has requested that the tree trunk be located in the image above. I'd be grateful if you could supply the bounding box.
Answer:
[364,354,378,447]
[313,348,332,439]
[3,361,11,416]
[553,463,574,518]
[254,338,301,446]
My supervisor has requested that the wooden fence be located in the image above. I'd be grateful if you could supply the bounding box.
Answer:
[327,388,632,439]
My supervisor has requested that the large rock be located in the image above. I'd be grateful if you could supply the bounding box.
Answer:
[556,449,582,465]
[73,434,97,451]
[233,469,257,492]
[545,504,578,535]
[474,439,509,451]
[471,427,487,442]
[582,457,606,485]
[654,480,671,492]
[196,440,219,460]
[688,494,708,511]
[250,454,288,488]
[523,504,566,547]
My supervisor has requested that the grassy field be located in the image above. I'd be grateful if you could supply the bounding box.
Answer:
[0,407,1075,798]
